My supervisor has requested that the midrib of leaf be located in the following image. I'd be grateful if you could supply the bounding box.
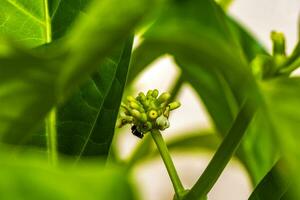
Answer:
[74,76,116,163]
[45,108,58,165]
[43,0,57,165]
[5,0,45,26]
[43,0,52,43]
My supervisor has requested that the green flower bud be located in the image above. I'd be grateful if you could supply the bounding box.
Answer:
[138,92,146,101]
[130,109,141,119]
[156,115,170,130]
[140,113,148,122]
[130,102,140,109]
[146,90,153,97]
[271,31,286,56]
[152,89,159,98]
[130,101,144,113]
[118,89,181,138]
[148,110,158,120]
[157,92,171,104]
[127,96,136,102]
[168,101,181,110]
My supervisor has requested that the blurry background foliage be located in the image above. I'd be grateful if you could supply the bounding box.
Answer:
[0,0,299,199]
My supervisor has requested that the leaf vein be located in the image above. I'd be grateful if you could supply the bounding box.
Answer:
[5,0,45,26]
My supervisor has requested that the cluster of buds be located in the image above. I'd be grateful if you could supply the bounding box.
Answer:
[117,89,181,138]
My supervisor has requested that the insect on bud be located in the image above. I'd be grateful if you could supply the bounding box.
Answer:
[118,89,181,137]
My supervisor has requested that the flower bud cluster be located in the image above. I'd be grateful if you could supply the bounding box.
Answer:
[117,89,181,138]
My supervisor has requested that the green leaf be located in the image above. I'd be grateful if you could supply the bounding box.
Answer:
[0,0,91,47]
[166,132,220,153]
[0,0,155,145]
[0,44,58,143]
[0,149,136,200]
[56,36,134,160]
[226,17,268,62]
[260,77,300,196]
[249,160,290,200]
[239,110,279,185]
[215,0,234,10]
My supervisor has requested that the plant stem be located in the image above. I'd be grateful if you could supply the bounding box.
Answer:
[46,108,58,166]
[184,99,256,200]
[151,129,185,199]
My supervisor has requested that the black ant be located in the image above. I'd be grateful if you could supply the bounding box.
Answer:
[131,125,144,139]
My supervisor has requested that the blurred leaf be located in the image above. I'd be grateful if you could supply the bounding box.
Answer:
[0,0,91,47]
[128,44,166,85]
[0,0,155,145]
[177,59,238,135]
[260,77,300,196]
[215,0,233,10]
[166,132,220,153]
[0,150,136,200]
[141,0,260,104]
[56,36,134,160]
[49,0,91,40]
[249,160,290,200]
[240,110,279,185]
[226,17,268,62]
[0,44,58,143]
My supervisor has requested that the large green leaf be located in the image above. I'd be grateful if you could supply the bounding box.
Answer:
[0,0,91,47]
[56,36,134,160]
[0,0,155,145]
[260,77,300,197]
[0,149,136,200]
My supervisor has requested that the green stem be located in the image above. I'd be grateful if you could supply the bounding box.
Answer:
[184,99,256,200]
[46,108,58,165]
[151,129,185,199]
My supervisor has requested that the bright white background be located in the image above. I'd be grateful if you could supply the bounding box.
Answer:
[117,0,300,199]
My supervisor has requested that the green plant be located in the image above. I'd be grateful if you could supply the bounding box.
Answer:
[0,0,299,199]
